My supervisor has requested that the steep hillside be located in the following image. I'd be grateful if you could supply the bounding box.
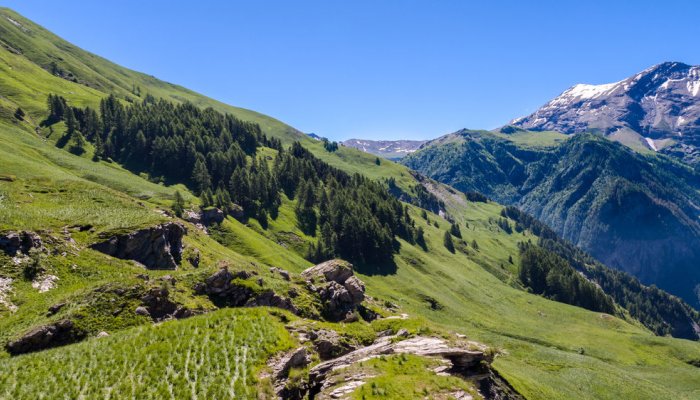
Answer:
[512,62,700,166]
[2,8,700,400]
[403,129,700,307]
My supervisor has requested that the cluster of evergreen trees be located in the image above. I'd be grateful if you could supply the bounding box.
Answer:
[504,205,700,339]
[518,243,616,314]
[46,94,416,267]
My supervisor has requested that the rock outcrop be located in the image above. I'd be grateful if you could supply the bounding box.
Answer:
[6,319,86,355]
[0,231,43,255]
[309,329,356,360]
[200,267,298,314]
[136,286,192,321]
[90,222,186,269]
[302,259,366,321]
[201,208,225,225]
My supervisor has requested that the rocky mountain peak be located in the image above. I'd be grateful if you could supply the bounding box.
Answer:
[512,62,700,158]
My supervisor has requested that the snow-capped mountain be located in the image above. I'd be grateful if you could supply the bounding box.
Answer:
[342,139,427,159]
[512,62,700,162]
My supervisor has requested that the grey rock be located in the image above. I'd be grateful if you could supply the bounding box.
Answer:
[6,319,85,355]
[201,208,225,225]
[303,259,366,321]
[47,302,66,316]
[311,329,355,360]
[273,347,310,380]
[301,259,353,284]
[0,231,43,256]
[135,306,150,316]
[90,222,186,269]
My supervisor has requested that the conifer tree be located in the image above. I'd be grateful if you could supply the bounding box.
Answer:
[192,158,211,194]
[172,190,185,217]
[443,230,455,253]
[450,222,462,238]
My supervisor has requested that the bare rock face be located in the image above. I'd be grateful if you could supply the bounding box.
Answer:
[6,319,86,355]
[90,222,186,269]
[0,231,43,256]
[302,259,366,321]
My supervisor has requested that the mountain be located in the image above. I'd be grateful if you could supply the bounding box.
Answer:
[403,129,700,307]
[342,138,427,159]
[2,8,700,399]
[512,62,700,165]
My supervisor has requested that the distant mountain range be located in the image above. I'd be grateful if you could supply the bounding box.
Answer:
[341,138,427,159]
[512,62,700,165]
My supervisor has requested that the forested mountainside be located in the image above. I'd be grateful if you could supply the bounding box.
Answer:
[403,129,700,308]
[1,7,700,400]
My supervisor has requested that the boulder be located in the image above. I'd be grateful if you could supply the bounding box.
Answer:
[0,231,43,256]
[140,287,178,320]
[201,208,225,226]
[302,259,353,284]
[273,347,310,380]
[47,302,66,316]
[302,259,366,321]
[343,276,365,304]
[310,329,356,360]
[228,204,245,221]
[135,306,150,316]
[90,222,186,269]
[6,320,85,355]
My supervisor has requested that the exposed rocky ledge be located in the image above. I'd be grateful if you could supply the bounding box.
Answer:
[6,319,86,355]
[266,328,522,400]
[90,222,186,269]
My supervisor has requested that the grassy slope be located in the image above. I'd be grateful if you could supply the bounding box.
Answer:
[0,308,294,399]
[0,8,699,399]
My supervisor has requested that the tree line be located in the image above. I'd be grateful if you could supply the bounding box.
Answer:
[46,94,417,267]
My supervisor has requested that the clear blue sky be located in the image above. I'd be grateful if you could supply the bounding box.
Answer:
[4,1,700,141]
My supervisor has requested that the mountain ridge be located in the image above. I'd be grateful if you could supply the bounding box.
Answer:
[512,61,700,165]
[341,138,427,159]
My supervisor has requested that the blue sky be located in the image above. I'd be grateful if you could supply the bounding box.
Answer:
[4,1,700,140]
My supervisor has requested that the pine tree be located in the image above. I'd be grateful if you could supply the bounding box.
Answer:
[415,227,427,250]
[443,230,455,253]
[65,107,77,135]
[450,222,462,238]
[191,158,211,194]
[172,190,185,217]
